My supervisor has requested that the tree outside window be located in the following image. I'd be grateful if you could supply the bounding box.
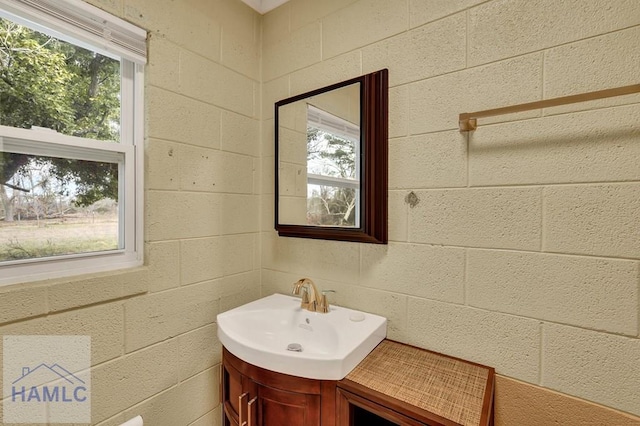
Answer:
[0,18,122,261]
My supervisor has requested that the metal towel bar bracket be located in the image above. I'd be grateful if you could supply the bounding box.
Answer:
[459,83,640,131]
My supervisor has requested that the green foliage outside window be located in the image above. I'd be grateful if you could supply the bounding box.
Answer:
[0,18,120,209]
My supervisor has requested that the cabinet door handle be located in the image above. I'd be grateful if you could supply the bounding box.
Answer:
[239,392,249,426]
[248,396,257,426]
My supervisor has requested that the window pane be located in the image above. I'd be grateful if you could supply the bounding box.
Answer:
[0,16,123,262]
[307,127,357,180]
[0,152,119,261]
[0,18,121,142]
[306,126,360,228]
[307,183,357,227]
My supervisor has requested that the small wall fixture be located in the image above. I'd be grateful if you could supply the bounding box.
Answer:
[459,83,640,131]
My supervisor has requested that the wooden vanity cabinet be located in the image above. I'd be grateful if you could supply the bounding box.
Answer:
[336,383,459,426]
[336,341,495,426]
[222,341,494,426]
[222,348,336,426]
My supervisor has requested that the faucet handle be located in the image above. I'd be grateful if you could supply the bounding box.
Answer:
[318,290,335,313]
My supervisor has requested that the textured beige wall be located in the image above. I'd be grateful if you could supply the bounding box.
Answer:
[261,0,640,422]
[0,0,262,424]
[277,101,308,224]
[1,0,638,425]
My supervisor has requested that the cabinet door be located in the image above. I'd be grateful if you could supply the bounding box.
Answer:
[222,348,331,426]
[222,361,242,425]
[257,383,321,426]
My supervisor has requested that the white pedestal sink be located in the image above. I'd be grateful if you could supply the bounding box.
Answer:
[217,294,387,380]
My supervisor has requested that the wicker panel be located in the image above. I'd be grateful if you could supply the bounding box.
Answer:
[345,340,491,425]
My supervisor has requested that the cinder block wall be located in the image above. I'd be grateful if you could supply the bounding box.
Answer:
[0,0,262,424]
[261,0,640,424]
[1,0,638,425]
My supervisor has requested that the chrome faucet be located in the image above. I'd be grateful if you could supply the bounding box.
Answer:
[292,278,333,313]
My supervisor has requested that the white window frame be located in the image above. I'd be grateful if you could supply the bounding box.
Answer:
[0,0,146,286]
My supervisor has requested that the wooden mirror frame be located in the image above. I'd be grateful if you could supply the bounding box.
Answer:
[274,69,388,244]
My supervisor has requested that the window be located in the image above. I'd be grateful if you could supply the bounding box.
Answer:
[306,105,360,227]
[0,0,146,286]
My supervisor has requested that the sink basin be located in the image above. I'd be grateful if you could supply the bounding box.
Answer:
[217,294,387,380]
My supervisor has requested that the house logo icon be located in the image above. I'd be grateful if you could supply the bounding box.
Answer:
[3,335,91,423]
[11,363,88,403]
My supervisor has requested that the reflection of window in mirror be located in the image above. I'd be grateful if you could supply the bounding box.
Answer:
[306,105,360,228]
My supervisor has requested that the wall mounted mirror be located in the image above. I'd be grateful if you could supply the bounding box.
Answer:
[275,69,388,243]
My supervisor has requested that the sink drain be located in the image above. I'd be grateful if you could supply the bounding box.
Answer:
[287,343,303,352]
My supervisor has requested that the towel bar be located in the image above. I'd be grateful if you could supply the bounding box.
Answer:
[459,83,640,131]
